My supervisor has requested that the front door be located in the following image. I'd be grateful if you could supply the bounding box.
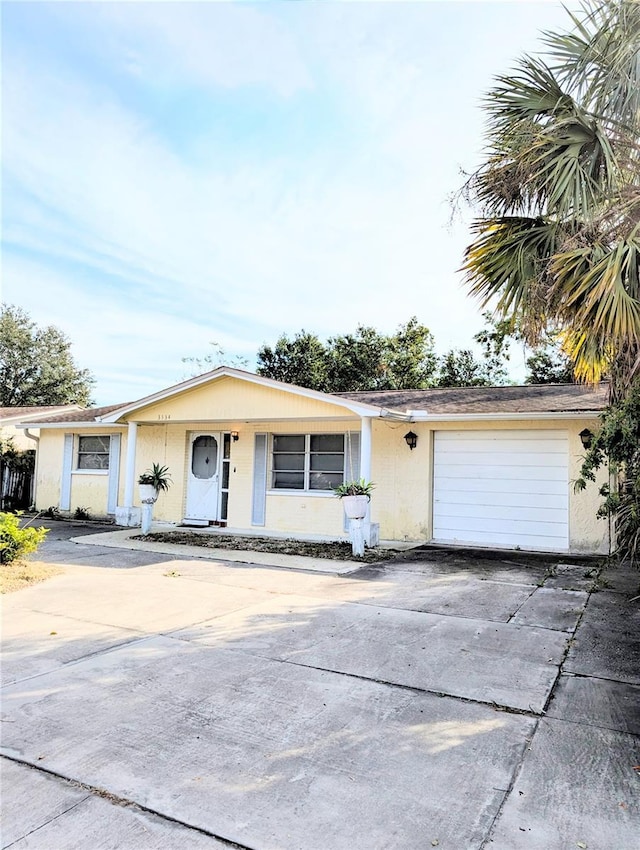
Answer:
[185,433,221,521]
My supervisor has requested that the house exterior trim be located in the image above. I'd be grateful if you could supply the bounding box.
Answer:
[407,411,602,422]
[97,367,385,423]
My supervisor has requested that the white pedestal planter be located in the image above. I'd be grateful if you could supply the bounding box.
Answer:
[139,485,158,533]
[341,495,369,520]
[139,484,158,505]
[341,496,370,556]
[115,506,141,527]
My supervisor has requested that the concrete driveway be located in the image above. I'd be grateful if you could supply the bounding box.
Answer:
[1,524,639,849]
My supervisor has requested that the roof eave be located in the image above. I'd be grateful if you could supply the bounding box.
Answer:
[407,410,603,422]
[15,421,128,430]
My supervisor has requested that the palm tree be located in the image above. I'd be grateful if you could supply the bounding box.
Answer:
[462,0,640,397]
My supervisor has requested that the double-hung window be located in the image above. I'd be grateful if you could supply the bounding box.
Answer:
[271,434,344,491]
[76,435,110,470]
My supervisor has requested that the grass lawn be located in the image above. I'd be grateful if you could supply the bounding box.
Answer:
[0,560,63,593]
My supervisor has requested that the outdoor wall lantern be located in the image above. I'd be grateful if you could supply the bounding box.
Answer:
[231,431,240,442]
[579,429,593,450]
[404,431,418,450]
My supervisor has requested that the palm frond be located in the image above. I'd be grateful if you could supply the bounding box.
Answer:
[463,217,561,337]
[485,58,572,131]
[561,328,611,383]
[542,1,640,130]
[553,236,640,351]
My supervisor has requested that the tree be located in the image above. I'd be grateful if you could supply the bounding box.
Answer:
[182,342,249,379]
[327,318,437,392]
[325,326,389,392]
[0,305,94,407]
[525,345,574,384]
[461,0,640,396]
[436,349,493,387]
[256,318,438,392]
[257,331,330,391]
[472,312,513,385]
[384,317,439,389]
[472,311,575,384]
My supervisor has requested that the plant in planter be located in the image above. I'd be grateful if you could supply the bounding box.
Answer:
[333,479,375,498]
[138,464,172,505]
[334,479,375,557]
[334,479,375,520]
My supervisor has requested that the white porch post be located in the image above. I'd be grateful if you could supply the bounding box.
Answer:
[360,416,372,482]
[359,416,377,547]
[124,422,138,507]
[115,422,141,527]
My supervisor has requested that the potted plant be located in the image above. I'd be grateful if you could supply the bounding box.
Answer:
[138,463,172,505]
[333,479,375,519]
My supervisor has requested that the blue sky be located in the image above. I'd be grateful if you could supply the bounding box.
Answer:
[2,0,572,405]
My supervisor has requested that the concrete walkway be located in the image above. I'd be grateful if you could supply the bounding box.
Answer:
[1,526,638,849]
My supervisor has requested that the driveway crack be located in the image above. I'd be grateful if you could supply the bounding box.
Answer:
[2,791,91,849]
[0,754,256,850]
[478,716,542,849]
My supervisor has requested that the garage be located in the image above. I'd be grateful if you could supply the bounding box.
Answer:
[433,429,569,551]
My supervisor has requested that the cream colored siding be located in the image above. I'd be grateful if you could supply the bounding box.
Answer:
[35,429,126,517]
[132,420,358,534]
[369,419,432,542]
[129,378,354,424]
[368,418,607,554]
[567,425,609,553]
[264,493,344,536]
[32,375,607,555]
[35,430,66,509]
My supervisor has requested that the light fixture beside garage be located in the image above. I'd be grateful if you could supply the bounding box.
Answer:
[231,431,239,442]
[579,429,593,450]
[404,431,418,450]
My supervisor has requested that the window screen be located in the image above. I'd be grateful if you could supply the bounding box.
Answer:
[271,434,344,490]
[77,435,110,470]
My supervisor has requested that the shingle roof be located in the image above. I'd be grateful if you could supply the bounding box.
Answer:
[18,403,129,425]
[336,383,608,414]
[0,405,81,420]
[15,381,608,426]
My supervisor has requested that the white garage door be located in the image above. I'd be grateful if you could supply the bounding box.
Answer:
[433,430,569,551]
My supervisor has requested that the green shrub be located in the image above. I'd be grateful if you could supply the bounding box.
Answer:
[73,506,92,520]
[0,513,48,565]
[0,438,35,473]
[576,381,640,565]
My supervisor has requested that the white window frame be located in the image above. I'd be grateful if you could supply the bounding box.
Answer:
[74,434,111,475]
[268,433,345,494]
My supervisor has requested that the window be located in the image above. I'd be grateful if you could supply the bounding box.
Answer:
[77,435,110,470]
[271,434,344,491]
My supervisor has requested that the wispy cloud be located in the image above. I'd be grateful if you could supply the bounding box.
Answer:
[2,1,569,404]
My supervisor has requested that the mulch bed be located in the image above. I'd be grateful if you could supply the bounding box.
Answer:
[133,531,397,563]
